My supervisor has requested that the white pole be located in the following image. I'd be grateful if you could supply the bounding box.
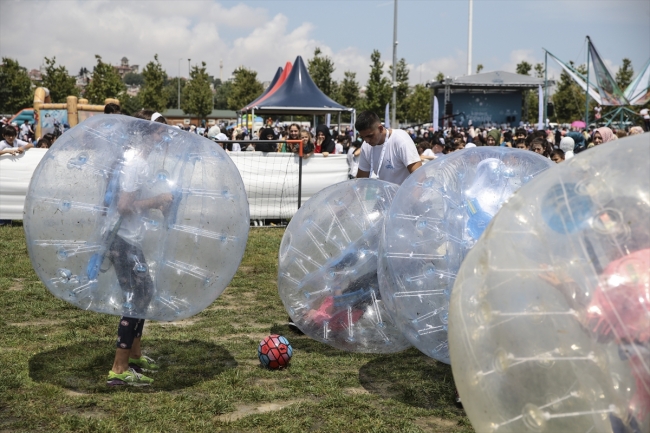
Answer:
[467,0,473,76]
[391,0,398,128]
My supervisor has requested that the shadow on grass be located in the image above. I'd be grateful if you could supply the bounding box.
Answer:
[358,348,459,410]
[270,323,358,358]
[29,338,237,393]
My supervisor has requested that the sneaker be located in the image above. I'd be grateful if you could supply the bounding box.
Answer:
[128,355,159,373]
[107,368,153,386]
[455,389,463,409]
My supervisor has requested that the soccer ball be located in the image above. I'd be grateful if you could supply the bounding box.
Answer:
[258,335,293,369]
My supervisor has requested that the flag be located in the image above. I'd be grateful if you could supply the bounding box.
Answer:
[384,103,390,129]
[588,38,629,106]
[433,96,439,132]
[625,58,650,106]
[537,85,544,130]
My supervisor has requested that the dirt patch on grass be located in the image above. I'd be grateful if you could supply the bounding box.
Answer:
[156,318,201,327]
[61,407,107,419]
[344,387,370,395]
[215,399,308,422]
[7,319,66,327]
[64,390,91,397]
[8,280,23,291]
[414,416,459,432]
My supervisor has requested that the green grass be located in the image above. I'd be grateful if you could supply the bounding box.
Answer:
[0,223,472,432]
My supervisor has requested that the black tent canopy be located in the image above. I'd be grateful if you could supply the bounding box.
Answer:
[243,56,351,115]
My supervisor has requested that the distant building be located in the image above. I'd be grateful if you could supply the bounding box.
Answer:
[126,85,141,97]
[114,57,139,78]
[28,69,43,82]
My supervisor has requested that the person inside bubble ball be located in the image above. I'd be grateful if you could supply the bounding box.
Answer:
[540,196,650,432]
[106,110,173,387]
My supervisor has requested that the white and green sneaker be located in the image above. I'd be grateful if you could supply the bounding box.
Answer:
[107,368,154,386]
[128,355,160,373]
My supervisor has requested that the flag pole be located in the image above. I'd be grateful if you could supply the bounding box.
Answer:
[391,0,398,128]
[543,50,548,124]
[584,36,591,129]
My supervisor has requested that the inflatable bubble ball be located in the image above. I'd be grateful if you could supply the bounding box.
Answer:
[379,147,553,363]
[448,135,650,433]
[24,114,249,321]
[278,179,411,353]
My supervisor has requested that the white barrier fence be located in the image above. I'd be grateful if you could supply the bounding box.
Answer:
[0,149,350,221]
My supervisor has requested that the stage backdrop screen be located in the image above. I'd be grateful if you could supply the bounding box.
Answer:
[437,90,523,127]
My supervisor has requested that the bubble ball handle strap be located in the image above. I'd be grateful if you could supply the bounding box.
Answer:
[86,215,123,280]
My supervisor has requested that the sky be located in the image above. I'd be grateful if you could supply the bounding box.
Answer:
[1,0,649,86]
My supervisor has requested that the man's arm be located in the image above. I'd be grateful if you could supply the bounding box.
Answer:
[117,191,173,216]
[407,161,422,174]
[356,169,370,179]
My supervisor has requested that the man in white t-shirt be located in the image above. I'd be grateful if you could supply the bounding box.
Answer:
[640,108,650,132]
[355,111,421,185]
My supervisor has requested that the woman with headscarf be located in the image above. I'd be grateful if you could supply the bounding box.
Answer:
[592,127,615,146]
[486,129,501,146]
[567,131,587,154]
[315,124,335,156]
[255,127,277,152]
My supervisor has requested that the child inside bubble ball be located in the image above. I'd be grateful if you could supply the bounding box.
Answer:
[106,110,173,387]
[540,195,650,433]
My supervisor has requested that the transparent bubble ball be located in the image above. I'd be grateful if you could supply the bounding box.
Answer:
[448,136,650,433]
[278,179,411,353]
[379,147,553,363]
[24,115,250,321]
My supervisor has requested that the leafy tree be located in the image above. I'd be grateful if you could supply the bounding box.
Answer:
[616,58,634,90]
[363,49,391,115]
[476,64,484,74]
[405,84,432,123]
[118,92,142,116]
[42,57,79,103]
[227,67,263,111]
[84,55,125,105]
[516,61,532,76]
[308,47,336,98]
[436,72,445,82]
[336,71,360,109]
[0,58,33,113]
[534,63,545,79]
[552,62,594,123]
[214,79,233,110]
[388,58,409,122]
[123,72,144,86]
[140,54,167,112]
[182,61,213,120]
[163,77,186,109]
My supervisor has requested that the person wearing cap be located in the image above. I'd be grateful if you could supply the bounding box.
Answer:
[355,111,421,185]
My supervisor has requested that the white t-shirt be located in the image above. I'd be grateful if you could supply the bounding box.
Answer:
[0,139,28,151]
[422,149,435,157]
[117,155,150,246]
[641,108,649,120]
[347,146,360,177]
[335,142,344,154]
[358,129,420,185]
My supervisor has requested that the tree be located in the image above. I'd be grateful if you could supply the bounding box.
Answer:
[118,92,142,116]
[140,54,167,112]
[163,77,186,109]
[0,58,33,114]
[308,47,336,98]
[363,49,391,115]
[552,62,593,123]
[182,61,213,120]
[41,57,79,103]
[516,61,532,76]
[388,58,409,122]
[336,71,360,109]
[227,67,263,111]
[84,55,125,104]
[214,79,233,110]
[405,84,432,123]
[436,72,445,82]
[476,64,484,74]
[616,58,634,90]
[123,72,144,86]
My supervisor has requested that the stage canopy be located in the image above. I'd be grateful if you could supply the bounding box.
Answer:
[429,71,545,92]
[242,56,351,115]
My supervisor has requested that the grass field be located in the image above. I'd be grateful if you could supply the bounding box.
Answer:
[0,223,473,433]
